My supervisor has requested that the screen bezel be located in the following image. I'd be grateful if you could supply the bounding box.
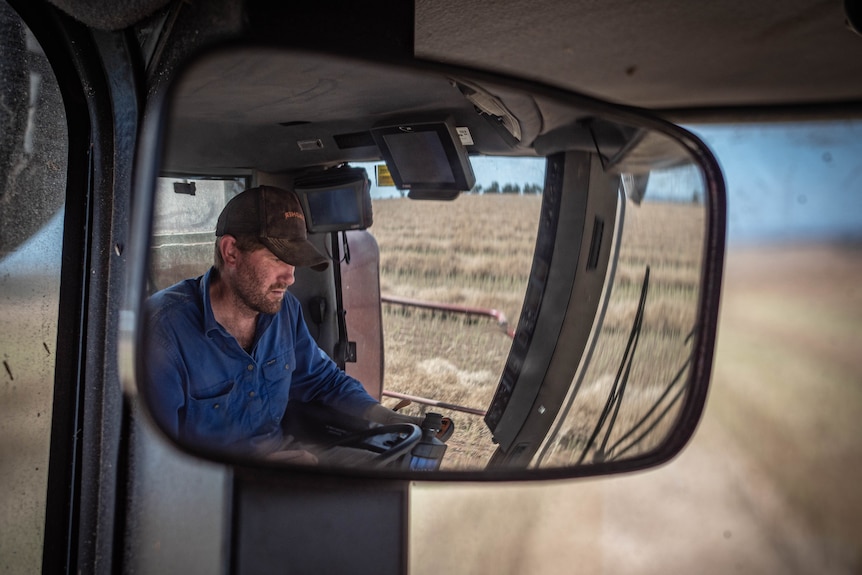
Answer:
[371,120,476,192]
[295,169,372,233]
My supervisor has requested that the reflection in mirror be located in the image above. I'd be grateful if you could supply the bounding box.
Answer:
[137,46,720,476]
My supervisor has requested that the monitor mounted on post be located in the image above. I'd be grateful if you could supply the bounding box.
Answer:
[294,165,373,233]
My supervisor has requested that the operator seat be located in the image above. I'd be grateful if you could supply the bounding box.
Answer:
[292,229,384,401]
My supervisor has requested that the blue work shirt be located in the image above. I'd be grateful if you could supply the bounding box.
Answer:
[144,267,378,455]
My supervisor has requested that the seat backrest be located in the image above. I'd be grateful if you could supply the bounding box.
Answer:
[339,230,384,400]
[291,229,383,400]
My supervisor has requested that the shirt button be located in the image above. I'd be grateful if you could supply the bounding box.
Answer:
[213,404,220,409]
[247,364,254,371]
[248,391,255,398]
[284,364,290,370]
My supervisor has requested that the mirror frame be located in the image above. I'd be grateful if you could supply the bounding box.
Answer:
[120,40,726,482]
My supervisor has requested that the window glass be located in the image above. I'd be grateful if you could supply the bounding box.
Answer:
[153,158,546,470]
[150,176,248,292]
[0,2,67,572]
[359,157,546,467]
[539,164,706,465]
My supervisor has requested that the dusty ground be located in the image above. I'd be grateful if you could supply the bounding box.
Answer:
[410,243,862,574]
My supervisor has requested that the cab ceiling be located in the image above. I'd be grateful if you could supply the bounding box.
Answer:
[414,0,862,119]
[161,49,552,173]
[47,0,862,119]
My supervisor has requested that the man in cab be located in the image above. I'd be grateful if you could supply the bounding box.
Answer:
[144,185,411,464]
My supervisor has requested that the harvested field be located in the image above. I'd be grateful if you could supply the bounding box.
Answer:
[372,194,705,468]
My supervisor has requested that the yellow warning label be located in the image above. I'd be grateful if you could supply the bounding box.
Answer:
[376,164,395,187]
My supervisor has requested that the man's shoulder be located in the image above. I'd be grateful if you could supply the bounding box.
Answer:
[146,277,203,323]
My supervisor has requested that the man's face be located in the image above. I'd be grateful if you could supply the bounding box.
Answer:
[232,245,296,315]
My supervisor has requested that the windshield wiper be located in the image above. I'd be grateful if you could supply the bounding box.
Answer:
[578,265,693,464]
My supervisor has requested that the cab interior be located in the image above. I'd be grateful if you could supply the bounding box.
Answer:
[5,1,858,573]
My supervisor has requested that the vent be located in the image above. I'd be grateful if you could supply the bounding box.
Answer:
[297,139,324,151]
[333,131,376,149]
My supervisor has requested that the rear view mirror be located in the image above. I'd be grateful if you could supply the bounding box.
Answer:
[121,44,725,480]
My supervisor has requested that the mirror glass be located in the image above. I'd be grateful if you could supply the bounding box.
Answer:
[135,46,722,476]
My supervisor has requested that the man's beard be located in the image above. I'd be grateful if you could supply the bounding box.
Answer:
[232,262,287,315]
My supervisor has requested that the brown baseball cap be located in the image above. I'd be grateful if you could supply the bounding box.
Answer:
[215,185,329,271]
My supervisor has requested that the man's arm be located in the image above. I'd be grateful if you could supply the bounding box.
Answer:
[285,297,378,415]
[363,402,422,426]
[284,295,420,426]
[142,330,186,439]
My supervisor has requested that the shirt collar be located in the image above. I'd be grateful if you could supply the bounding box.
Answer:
[200,267,225,338]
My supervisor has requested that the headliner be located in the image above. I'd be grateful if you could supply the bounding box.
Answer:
[46,0,862,120]
[414,0,862,118]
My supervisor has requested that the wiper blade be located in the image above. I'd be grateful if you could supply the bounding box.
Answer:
[578,266,650,464]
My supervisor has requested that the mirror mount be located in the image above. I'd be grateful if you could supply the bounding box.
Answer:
[406,190,461,201]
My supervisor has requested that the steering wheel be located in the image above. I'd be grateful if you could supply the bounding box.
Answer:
[318,423,422,468]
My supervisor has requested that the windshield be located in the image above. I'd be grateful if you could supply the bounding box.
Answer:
[151,141,717,471]
[153,158,547,468]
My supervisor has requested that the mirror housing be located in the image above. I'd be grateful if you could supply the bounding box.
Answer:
[121,44,726,481]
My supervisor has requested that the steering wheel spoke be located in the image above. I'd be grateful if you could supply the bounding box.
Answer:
[319,423,422,467]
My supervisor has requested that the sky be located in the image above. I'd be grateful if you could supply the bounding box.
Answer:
[690,121,862,245]
[361,120,862,246]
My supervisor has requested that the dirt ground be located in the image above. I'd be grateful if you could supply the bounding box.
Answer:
[410,243,862,574]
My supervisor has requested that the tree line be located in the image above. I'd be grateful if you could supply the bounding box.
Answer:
[468,181,543,195]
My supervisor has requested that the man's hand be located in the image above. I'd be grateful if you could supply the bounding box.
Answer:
[363,403,455,442]
[363,403,422,426]
[265,449,319,465]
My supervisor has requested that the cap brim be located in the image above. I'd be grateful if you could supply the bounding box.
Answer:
[262,237,330,271]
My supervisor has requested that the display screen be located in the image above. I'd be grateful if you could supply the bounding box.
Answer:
[382,131,456,185]
[295,166,372,233]
[371,120,475,193]
[305,185,363,229]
